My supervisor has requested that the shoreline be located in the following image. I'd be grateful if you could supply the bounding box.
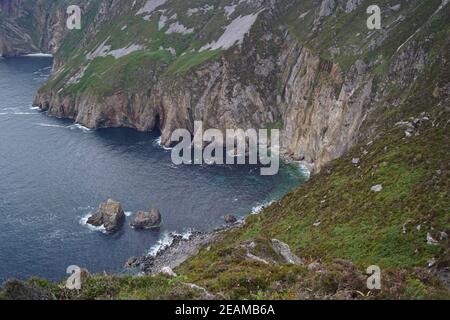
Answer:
[125,195,285,276]
[127,221,246,276]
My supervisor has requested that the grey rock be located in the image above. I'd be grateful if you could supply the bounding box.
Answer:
[223,214,238,224]
[160,266,177,277]
[371,184,383,192]
[427,257,437,268]
[308,262,323,271]
[271,239,303,265]
[87,199,125,233]
[389,4,401,12]
[319,0,337,17]
[125,256,140,268]
[345,0,363,13]
[427,233,439,245]
[131,208,162,229]
[439,232,448,241]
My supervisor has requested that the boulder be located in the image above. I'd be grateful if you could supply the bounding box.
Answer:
[131,208,162,229]
[371,184,383,192]
[160,266,177,277]
[308,262,323,272]
[87,199,125,233]
[271,239,303,265]
[223,214,237,224]
[125,256,140,268]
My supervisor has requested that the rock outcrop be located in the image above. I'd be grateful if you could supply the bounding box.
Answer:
[6,0,446,173]
[223,215,238,224]
[0,0,67,57]
[130,208,162,229]
[87,199,125,233]
[271,239,303,265]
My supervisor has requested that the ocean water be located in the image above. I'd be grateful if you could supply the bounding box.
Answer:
[0,56,308,283]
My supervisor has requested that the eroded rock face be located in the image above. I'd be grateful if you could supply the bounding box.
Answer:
[279,41,374,171]
[87,199,125,233]
[30,0,447,173]
[0,0,67,57]
[130,208,162,229]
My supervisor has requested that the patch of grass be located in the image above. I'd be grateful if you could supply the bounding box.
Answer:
[405,278,429,299]
[166,49,223,75]
[63,49,172,96]
[176,121,449,299]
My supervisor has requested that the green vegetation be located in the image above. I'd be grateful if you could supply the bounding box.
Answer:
[4,118,446,300]
[1,0,448,300]
[172,122,449,299]
[63,50,172,96]
[166,49,222,75]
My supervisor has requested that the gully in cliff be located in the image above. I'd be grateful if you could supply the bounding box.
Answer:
[170,121,280,176]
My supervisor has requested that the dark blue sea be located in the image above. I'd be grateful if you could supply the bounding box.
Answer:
[0,56,308,283]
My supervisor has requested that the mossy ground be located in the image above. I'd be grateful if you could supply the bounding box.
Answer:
[173,121,449,300]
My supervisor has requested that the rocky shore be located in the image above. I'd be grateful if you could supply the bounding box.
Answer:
[126,222,243,276]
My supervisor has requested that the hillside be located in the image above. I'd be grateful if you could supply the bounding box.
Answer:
[0,0,448,299]
[2,109,448,300]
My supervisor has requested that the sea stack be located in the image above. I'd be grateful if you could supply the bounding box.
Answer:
[87,199,125,233]
[131,208,162,229]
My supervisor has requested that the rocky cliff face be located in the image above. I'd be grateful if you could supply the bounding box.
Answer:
[21,0,450,171]
[0,0,67,56]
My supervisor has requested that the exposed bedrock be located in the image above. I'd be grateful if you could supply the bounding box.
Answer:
[31,0,441,172]
[33,38,377,172]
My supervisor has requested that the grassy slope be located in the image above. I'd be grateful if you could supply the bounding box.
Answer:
[1,1,449,300]
[10,111,447,300]
[40,0,284,97]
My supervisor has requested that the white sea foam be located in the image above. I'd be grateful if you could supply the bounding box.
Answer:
[79,213,107,233]
[34,123,68,128]
[23,53,53,57]
[298,163,311,179]
[148,232,174,257]
[68,123,92,132]
[12,112,36,115]
[125,211,133,217]
[172,230,194,241]
[29,106,41,110]
[34,122,92,132]
[251,201,274,215]
[154,137,173,150]
[147,230,194,257]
